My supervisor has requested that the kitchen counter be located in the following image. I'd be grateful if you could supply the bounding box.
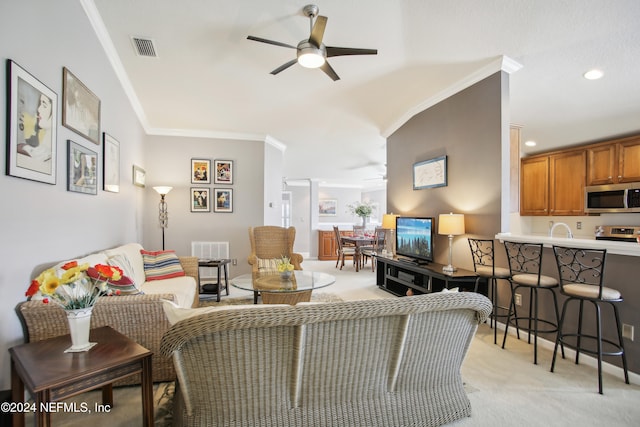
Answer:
[495,233,640,257]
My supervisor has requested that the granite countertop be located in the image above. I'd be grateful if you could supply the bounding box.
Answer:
[495,233,640,257]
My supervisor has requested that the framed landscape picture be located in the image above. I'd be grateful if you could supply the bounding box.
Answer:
[214,188,233,213]
[62,67,101,145]
[191,187,211,212]
[319,199,337,216]
[214,159,233,184]
[191,158,211,184]
[67,140,98,195]
[103,133,120,192]
[6,59,58,184]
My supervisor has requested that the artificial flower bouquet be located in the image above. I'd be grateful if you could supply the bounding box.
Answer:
[347,200,375,218]
[25,261,125,310]
[276,255,295,273]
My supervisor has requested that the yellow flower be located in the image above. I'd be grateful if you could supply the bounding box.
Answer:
[60,263,89,284]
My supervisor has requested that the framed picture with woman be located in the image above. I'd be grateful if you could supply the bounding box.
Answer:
[6,60,58,184]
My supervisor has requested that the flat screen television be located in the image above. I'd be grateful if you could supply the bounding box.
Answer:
[395,216,434,264]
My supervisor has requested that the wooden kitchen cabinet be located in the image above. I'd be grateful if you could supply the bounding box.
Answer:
[520,149,585,216]
[587,135,640,185]
[318,229,355,260]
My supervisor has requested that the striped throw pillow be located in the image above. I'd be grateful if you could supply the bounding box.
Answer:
[141,250,186,281]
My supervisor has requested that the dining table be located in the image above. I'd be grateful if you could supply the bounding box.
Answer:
[341,235,375,272]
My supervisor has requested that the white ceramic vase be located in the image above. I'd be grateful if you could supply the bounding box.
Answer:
[65,307,94,352]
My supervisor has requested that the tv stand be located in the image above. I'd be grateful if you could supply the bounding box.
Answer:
[375,256,485,297]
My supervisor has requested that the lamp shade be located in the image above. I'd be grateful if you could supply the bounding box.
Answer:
[153,186,173,195]
[297,42,326,68]
[438,213,465,236]
[382,214,398,229]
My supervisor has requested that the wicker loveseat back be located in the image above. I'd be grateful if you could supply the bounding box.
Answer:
[161,292,492,427]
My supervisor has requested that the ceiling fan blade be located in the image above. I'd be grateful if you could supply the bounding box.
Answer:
[320,61,340,81]
[270,59,298,75]
[326,46,378,57]
[247,35,296,50]
[309,15,328,47]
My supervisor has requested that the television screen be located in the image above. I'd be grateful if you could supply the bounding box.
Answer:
[395,216,434,264]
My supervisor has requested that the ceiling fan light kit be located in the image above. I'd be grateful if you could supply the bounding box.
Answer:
[247,4,377,80]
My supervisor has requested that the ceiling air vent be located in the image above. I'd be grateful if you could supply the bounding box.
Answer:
[131,37,158,57]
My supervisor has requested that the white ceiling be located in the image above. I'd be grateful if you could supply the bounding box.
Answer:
[87,0,640,188]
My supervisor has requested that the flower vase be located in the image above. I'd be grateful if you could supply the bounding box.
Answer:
[280,271,293,281]
[65,307,96,353]
[361,216,367,227]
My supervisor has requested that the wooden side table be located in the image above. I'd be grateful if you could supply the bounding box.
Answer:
[198,258,231,302]
[10,326,153,427]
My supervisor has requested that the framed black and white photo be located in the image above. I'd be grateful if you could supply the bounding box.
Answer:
[62,67,101,145]
[132,165,146,187]
[413,155,447,189]
[67,140,98,195]
[214,188,233,213]
[6,59,58,184]
[214,159,233,184]
[191,158,211,184]
[190,187,211,212]
[103,133,119,192]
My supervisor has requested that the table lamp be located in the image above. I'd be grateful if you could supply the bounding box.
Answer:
[381,213,399,255]
[438,213,465,273]
[153,186,173,250]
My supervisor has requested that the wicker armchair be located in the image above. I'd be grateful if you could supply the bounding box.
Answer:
[247,226,303,273]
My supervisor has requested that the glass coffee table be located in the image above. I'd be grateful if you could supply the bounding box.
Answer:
[231,270,335,305]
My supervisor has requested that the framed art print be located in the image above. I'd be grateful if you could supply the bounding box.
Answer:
[214,188,233,213]
[191,158,211,184]
[62,67,101,144]
[413,155,447,189]
[103,133,120,192]
[6,59,58,184]
[132,165,146,187]
[214,159,233,184]
[67,140,98,195]
[191,187,211,212]
[319,199,338,216]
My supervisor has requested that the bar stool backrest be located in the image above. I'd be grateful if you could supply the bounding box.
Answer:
[468,238,498,275]
[504,241,545,282]
[552,246,607,300]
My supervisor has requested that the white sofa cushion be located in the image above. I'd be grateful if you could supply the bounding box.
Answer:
[161,299,286,325]
[140,276,197,308]
[104,243,146,285]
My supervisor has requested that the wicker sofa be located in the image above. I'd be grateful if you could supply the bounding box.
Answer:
[160,292,492,427]
[15,243,199,384]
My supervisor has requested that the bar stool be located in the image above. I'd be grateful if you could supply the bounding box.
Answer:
[468,238,515,344]
[551,246,629,394]
[502,241,563,365]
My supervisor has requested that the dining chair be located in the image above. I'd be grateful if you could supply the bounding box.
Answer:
[333,226,357,270]
[551,245,629,394]
[361,227,387,271]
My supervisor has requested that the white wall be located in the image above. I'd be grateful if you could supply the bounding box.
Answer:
[0,0,146,389]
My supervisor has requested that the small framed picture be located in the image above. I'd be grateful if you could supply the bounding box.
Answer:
[132,165,146,187]
[190,187,211,212]
[214,160,233,184]
[67,140,98,195]
[102,133,120,192]
[62,67,101,145]
[214,188,233,213]
[319,199,337,216]
[413,155,447,189]
[191,158,211,184]
[6,59,58,185]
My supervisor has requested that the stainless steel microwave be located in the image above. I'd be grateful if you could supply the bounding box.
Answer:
[585,183,640,213]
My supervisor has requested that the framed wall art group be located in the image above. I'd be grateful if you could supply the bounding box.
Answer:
[189,158,234,213]
[6,59,128,197]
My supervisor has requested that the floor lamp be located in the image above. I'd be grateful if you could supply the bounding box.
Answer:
[438,213,465,273]
[153,186,173,250]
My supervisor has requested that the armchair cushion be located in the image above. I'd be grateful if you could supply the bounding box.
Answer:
[256,258,279,272]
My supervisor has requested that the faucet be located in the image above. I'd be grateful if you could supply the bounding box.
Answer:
[549,222,573,238]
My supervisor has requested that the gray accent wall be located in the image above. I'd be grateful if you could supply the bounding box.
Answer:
[387,72,508,271]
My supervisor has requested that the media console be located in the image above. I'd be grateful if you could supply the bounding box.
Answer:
[375,256,486,297]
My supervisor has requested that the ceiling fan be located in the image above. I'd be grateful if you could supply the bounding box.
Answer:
[247,4,377,81]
